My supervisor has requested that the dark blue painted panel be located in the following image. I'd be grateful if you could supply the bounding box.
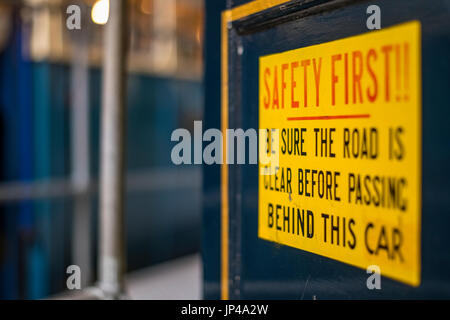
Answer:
[204,0,450,299]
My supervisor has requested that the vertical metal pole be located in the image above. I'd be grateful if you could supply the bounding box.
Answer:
[98,0,128,299]
[70,12,92,288]
[71,3,92,288]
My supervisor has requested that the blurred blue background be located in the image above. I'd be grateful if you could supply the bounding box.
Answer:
[0,0,203,299]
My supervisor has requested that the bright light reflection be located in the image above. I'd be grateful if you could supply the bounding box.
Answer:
[91,0,109,25]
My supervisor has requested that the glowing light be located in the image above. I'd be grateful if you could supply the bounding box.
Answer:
[91,0,109,25]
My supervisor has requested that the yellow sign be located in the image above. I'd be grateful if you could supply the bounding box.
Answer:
[258,21,421,286]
